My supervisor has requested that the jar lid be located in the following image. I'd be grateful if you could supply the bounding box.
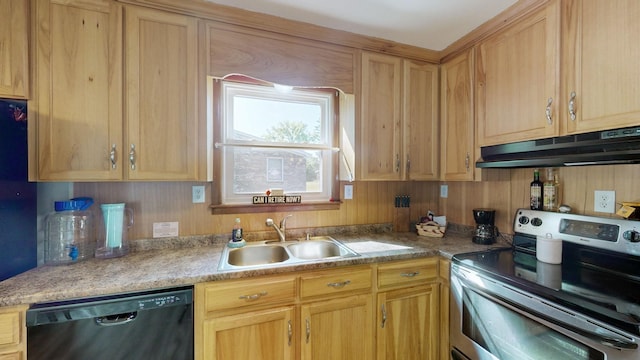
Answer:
[54,197,94,211]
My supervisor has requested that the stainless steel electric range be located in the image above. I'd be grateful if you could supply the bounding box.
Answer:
[450,209,640,360]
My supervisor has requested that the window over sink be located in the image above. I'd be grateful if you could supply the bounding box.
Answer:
[212,76,340,210]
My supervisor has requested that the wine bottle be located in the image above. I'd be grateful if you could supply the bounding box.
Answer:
[543,168,558,211]
[530,169,543,210]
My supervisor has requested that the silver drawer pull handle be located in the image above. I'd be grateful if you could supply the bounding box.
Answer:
[129,144,136,170]
[569,91,577,121]
[238,291,267,301]
[400,271,420,277]
[327,280,351,288]
[109,144,117,169]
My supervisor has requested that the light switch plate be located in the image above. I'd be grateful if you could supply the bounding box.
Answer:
[440,185,448,198]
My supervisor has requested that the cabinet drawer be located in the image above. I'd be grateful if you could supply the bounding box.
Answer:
[0,311,20,347]
[377,258,438,289]
[199,276,296,313]
[300,266,372,300]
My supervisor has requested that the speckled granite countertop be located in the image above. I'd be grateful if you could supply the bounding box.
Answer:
[0,230,510,307]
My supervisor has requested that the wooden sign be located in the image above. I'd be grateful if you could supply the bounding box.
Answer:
[252,195,302,204]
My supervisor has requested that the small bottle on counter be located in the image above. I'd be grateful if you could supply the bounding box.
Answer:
[530,169,543,210]
[543,168,559,212]
[232,218,243,242]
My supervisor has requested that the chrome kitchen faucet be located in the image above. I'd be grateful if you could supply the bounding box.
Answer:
[266,215,292,242]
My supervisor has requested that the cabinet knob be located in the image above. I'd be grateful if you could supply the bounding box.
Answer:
[545,97,553,125]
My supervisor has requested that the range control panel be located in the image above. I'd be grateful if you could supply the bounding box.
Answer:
[513,209,640,256]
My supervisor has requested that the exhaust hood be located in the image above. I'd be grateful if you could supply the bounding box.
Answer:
[476,126,640,168]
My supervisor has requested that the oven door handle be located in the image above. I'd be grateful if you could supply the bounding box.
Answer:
[455,269,639,351]
[522,305,639,351]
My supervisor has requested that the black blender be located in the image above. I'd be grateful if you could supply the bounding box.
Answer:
[472,208,498,244]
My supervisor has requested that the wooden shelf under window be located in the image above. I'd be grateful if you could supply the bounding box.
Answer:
[210,201,341,214]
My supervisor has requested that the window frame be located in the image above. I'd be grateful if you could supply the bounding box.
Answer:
[210,77,340,214]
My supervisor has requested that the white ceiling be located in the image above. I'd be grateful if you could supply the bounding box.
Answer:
[204,0,518,51]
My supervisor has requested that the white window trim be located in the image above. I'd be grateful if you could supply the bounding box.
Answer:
[219,81,336,205]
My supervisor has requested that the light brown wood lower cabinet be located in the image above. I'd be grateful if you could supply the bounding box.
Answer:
[375,258,440,360]
[0,305,27,360]
[439,259,451,360]
[201,306,296,360]
[195,259,443,360]
[301,294,373,360]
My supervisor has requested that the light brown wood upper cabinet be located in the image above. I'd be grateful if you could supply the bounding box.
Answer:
[440,48,477,181]
[33,0,123,181]
[124,6,200,180]
[0,0,29,99]
[561,0,640,134]
[359,51,439,181]
[32,0,204,181]
[476,1,560,146]
[476,0,640,147]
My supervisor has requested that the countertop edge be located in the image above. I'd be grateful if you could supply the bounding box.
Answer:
[0,231,510,307]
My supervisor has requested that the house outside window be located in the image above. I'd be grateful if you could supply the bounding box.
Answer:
[218,80,337,205]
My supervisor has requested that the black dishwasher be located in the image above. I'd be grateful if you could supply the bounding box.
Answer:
[26,286,193,360]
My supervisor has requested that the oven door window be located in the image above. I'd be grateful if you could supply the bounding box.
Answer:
[462,288,604,360]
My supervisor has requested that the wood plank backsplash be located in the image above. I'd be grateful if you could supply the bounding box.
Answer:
[74,164,640,240]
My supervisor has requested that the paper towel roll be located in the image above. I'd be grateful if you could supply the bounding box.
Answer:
[536,235,562,264]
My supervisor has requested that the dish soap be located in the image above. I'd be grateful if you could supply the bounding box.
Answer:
[232,218,243,242]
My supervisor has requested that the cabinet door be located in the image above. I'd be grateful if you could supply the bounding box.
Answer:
[124,6,200,180]
[476,1,560,146]
[360,52,402,180]
[0,0,29,99]
[34,0,123,180]
[201,306,295,360]
[440,48,475,181]
[376,285,439,360]
[0,306,26,360]
[438,259,451,360]
[300,294,373,360]
[562,0,640,134]
[403,60,439,180]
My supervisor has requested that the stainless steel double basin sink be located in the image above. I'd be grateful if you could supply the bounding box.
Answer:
[218,236,360,271]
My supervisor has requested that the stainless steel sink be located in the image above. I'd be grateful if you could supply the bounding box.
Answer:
[218,236,359,271]
[287,240,345,259]
[227,245,290,266]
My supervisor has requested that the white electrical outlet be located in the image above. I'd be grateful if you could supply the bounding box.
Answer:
[440,184,448,198]
[594,190,615,213]
[192,185,205,203]
[344,184,353,200]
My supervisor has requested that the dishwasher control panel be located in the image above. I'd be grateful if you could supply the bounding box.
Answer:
[137,293,186,310]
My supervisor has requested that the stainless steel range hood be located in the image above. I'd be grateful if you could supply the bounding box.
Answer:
[476,126,640,168]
